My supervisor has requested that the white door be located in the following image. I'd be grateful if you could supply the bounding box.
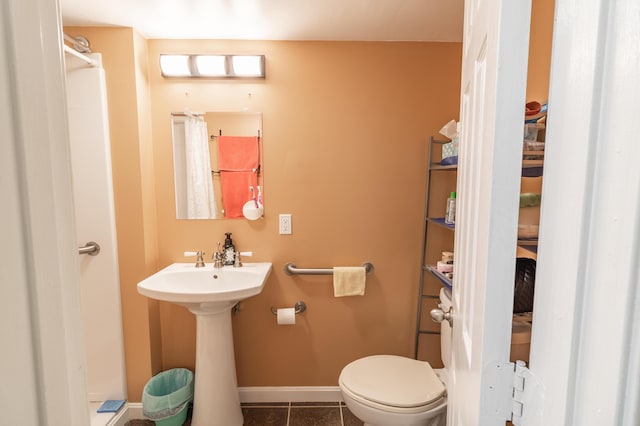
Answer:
[1,0,90,424]
[448,0,532,424]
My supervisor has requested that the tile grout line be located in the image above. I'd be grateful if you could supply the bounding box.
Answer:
[286,401,291,426]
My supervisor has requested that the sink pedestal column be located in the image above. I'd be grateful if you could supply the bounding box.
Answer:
[189,303,243,426]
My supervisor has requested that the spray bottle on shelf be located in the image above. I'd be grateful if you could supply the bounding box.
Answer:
[444,191,456,224]
[223,232,236,265]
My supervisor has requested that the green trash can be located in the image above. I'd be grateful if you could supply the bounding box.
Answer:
[142,368,194,426]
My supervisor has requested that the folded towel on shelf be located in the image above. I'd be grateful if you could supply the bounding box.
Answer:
[333,266,366,297]
[217,136,260,218]
[519,193,542,208]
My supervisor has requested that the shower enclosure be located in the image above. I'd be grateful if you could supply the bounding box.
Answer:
[65,45,127,425]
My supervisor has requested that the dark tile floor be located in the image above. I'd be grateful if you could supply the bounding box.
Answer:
[125,402,363,426]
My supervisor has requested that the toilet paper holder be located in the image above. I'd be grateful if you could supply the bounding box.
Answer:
[270,301,307,315]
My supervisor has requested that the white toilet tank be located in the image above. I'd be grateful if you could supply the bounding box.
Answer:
[439,288,453,369]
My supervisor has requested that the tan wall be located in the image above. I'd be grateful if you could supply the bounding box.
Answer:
[526,0,555,102]
[132,31,164,377]
[68,0,555,398]
[148,40,463,387]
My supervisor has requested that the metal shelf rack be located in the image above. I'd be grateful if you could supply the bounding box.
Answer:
[413,137,456,359]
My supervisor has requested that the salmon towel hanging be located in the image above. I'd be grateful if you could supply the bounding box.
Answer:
[217,136,260,218]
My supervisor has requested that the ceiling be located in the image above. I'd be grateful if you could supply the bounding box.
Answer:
[60,0,464,42]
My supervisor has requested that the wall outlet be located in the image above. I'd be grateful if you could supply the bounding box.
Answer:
[279,214,292,235]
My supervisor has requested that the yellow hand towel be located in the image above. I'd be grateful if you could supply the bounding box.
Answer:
[333,266,366,297]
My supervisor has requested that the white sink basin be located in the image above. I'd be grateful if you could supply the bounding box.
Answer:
[137,262,272,309]
[136,261,272,426]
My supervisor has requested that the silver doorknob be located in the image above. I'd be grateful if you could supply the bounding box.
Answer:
[430,305,453,326]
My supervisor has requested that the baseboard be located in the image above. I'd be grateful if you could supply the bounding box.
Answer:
[108,386,344,425]
[239,386,344,403]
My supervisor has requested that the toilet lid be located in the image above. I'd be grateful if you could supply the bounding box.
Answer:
[339,355,445,408]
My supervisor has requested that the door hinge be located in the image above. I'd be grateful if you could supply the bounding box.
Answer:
[482,360,543,425]
[511,360,528,425]
[511,360,544,425]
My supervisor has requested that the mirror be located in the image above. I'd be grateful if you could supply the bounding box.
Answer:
[171,112,263,219]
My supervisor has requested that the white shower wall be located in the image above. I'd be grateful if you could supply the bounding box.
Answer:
[171,118,188,218]
[65,53,127,403]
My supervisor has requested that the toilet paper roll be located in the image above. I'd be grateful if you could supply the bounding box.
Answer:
[277,308,296,325]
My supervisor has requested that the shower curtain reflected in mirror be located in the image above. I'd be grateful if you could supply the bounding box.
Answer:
[184,116,219,219]
[171,112,263,220]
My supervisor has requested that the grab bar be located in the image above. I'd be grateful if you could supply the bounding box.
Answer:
[78,241,100,256]
[284,262,374,276]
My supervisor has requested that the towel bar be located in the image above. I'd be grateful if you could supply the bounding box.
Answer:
[284,262,374,276]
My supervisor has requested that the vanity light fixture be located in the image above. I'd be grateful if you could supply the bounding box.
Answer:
[195,55,227,77]
[231,55,264,77]
[160,54,265,78]
[159,55,191,77]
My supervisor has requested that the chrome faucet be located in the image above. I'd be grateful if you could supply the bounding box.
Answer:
[212,243,225,268]
[233,251,242,268]
[195,251,205,268]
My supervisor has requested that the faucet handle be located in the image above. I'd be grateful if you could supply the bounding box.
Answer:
[184,251,206,268]
[233,251,242,268]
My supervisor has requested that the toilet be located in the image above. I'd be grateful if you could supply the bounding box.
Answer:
[339,288,531,426]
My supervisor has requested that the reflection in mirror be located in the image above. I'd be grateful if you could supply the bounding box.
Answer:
[171,112,263,219]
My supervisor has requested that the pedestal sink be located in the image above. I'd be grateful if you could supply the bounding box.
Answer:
[137,262,272,426]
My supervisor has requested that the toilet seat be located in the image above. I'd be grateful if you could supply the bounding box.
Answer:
[339,355,445,414]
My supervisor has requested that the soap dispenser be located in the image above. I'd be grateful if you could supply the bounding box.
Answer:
[223,233,236,265]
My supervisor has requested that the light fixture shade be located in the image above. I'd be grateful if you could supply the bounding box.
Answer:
[195,55,227,77]
[159,55,191,77]
[231,55,265,77]
[160,54,265,78]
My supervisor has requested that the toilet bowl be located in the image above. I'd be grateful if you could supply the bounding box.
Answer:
[339,287,532,426]
[339,288,453,426]
[339,355,447,426]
